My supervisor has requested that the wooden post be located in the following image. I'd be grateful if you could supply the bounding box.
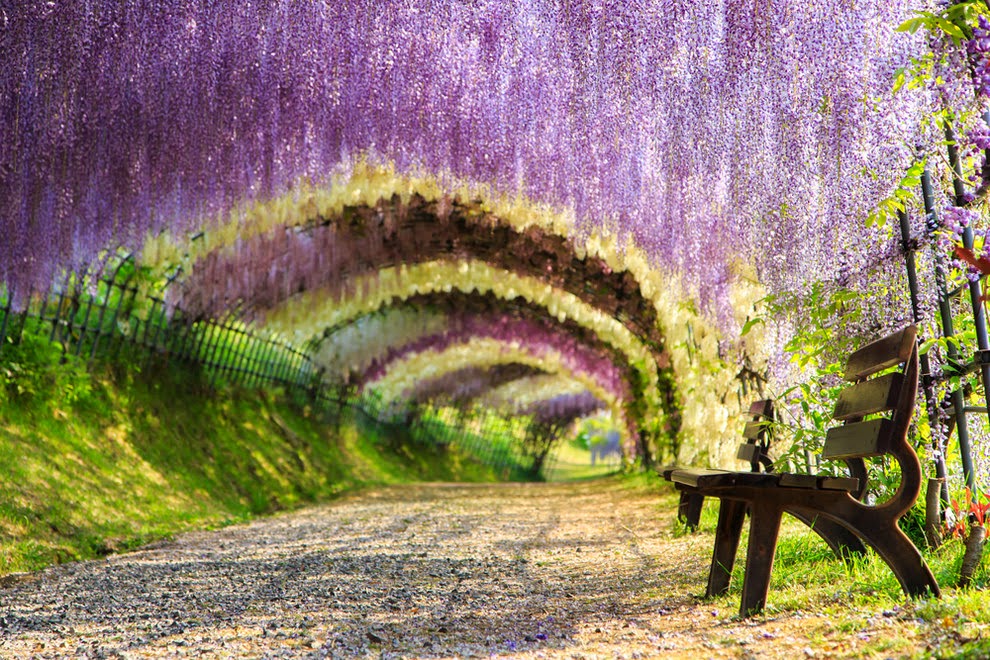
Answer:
[925,477,944,550]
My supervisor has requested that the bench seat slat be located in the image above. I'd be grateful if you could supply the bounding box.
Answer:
[669,468,779,489]
[823,418,891,459]
[820,476,860,491]
[722,472,780,487]
[778,473,819,489]
[669,468,733,488]
[833,373,903,421]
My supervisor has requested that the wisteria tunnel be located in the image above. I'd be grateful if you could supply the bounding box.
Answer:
[7,0,990,486]
[22,1,990,654]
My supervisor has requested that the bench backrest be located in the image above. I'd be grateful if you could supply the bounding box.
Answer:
[736,399,775,472]
[822,325,921,508]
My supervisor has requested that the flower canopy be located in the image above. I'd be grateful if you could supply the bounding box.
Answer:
[0,1,940,464]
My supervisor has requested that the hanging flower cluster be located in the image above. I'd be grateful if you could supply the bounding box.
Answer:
[517,391,605,428]
[359,312,631,405]
[310,305,450,383]
[2,1,926,318]
[405,363,545,407]
[943,205,985,281]
[967,15,990,98]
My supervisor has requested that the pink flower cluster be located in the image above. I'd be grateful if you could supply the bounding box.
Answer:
[405,363,545,407]
[518,391,605,427]
[359,311,631,404]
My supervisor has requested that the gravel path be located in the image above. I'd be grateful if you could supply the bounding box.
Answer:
[0,480,924,658]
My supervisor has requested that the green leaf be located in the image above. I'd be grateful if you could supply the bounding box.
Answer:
[896,16,929,34]
[945,5,968,21]
[893,68,907,94]
[741,317,764,336]
[936,17,966,43]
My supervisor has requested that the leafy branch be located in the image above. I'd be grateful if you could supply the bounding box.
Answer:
[897,1,990,45]
[866,158,926,229]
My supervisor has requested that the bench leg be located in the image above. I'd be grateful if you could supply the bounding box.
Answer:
[678,491,705,529]
[855,521,941,598]
[740,501,783,617]
[707,498,746,597]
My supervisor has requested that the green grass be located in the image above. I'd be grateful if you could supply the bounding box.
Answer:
[0,355,501,575]
[543,436,621,482]
[651,480,990,658]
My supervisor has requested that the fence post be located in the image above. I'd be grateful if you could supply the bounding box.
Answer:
[88,256,130,362]
[948,123,990,492]
[899,208,950,497]
[0,285,11,359]
[72,265,100,358]
[47,270,71,346]
[110,270,140,360]
[258,340,281,385]
[922,162,978,493]
[145,297,169,357]
[200,322,223,384]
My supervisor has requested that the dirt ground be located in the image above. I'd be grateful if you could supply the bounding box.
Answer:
[0,478,966,658]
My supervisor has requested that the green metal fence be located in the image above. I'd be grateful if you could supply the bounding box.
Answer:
[0,253,550,478]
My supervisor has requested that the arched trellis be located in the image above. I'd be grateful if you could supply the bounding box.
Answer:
[305,289,654,454]
[405,363,548,408]
[506,390,610,478]
[251,259,676,460]
[380,365,609,463]
[310,291,635,392]
[362,337,633,444]
[151,194,691,463]
[365,339,618,408]
[357,313,630,405]
[166,194,669,369]
[312,290,634,354]
[309,292,645,402]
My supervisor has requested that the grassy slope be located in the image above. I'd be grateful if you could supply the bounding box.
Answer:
[0,357,499,575]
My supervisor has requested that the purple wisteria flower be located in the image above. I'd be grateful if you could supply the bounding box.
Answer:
[943,205,978,236]
[359,312,631,403]
[0,0,932,330]
[967,15,990,97]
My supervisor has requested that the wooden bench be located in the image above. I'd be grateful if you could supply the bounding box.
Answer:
[662,399,867,559]
[664,325,940,616]
[662,399,777,530]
